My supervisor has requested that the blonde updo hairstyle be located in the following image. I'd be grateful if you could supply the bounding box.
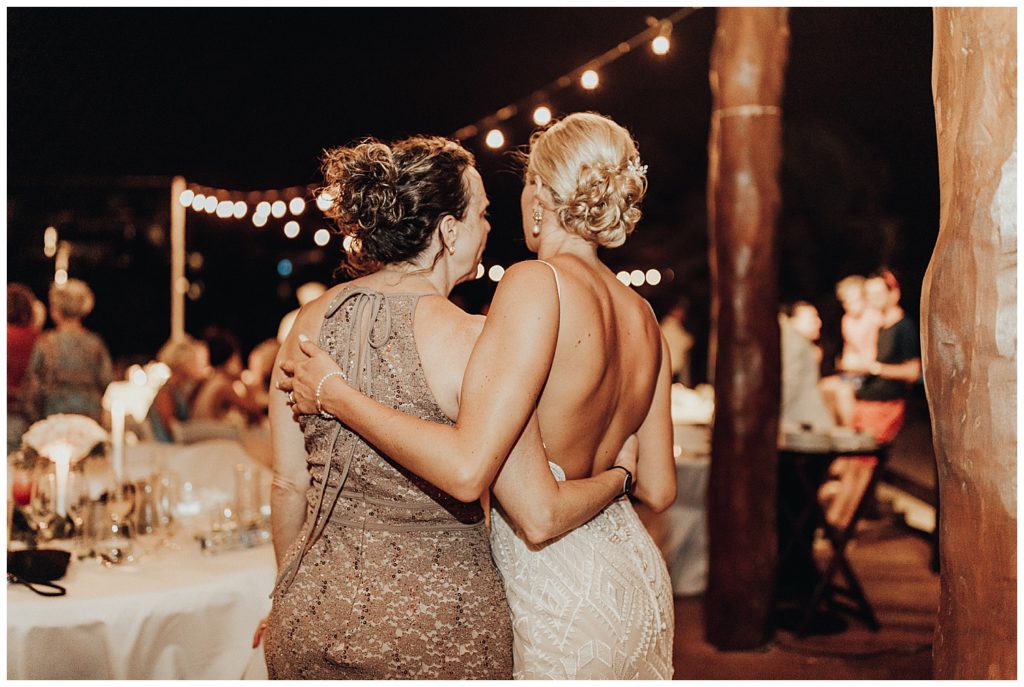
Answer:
[526,112,647,248]
[49,278,95,320]
[320,136,476,276]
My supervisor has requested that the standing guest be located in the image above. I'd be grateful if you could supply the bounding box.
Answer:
[660,296,695,386]
[7,284,41,450]
[828,269,921,527]
[148,336,208,443]
[192,327,264,426]
[23,279,113,422]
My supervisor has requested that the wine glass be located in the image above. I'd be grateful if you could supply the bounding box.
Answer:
[66,468,93,559]
[93,459,136,565]
[24,467,59,547]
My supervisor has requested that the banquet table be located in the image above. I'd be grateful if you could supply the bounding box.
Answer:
[7,440,276,680]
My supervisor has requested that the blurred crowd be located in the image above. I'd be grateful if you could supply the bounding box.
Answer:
[5,279,321,457]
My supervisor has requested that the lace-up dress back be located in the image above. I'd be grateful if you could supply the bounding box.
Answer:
[263,287,513,679]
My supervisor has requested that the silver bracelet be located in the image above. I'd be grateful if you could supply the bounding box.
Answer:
[315,371,345,420]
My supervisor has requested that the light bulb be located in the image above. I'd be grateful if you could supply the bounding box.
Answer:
[485,129,505,149]
[533,106,552,126]
[580,69,599,90]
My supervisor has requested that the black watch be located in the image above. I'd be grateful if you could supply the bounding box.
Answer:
[609,465,634,498]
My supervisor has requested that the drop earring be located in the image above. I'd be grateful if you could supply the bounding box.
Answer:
[532,204,543,237]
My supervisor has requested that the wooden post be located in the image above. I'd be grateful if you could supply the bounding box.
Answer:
[170,176,187,341]
[924,8,1016,679]
[704,7,789,650]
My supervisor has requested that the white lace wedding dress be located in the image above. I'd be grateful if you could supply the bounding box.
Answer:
[489,462,674,679]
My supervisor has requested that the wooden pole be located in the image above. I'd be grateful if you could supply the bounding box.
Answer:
[170,176,187,342]
[925,8,1016,679]
[704,7,789,650]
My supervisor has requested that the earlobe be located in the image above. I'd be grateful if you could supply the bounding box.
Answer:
[440,215,458,255]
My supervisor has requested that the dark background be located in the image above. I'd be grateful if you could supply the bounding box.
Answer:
[7,8,938,382]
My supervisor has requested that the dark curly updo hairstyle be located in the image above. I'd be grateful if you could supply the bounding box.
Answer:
[319,136,477,276]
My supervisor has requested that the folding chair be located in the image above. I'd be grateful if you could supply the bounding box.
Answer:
[795,445,889,636]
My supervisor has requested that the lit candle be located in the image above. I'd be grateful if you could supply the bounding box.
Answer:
[47,442,73,518]
[111,399,126,484]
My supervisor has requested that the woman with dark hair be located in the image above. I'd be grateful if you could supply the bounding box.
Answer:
[24,279,113,421]
[263,135,631,679]
[281,113,675,679]
[192,327,263,426]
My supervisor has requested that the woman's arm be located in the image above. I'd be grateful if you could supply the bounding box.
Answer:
[632,334,677,512]
[281,261,560,502]
[268,313,315,569]
[491,413,637,544]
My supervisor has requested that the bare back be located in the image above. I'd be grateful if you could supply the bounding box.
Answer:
[534,255,662,479]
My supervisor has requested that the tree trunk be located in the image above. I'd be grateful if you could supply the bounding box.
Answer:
[924,8,1017,679]
[705,7,789,650]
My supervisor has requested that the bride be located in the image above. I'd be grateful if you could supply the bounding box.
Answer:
[282,112,676,678]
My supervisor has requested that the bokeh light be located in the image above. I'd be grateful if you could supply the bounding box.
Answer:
[580,69,599,90]
[271,200,287,218]
[645,268,662,286]
[651,35,670,55]
[313,228,331,246]
[289,197,305,215]
[178,189,195,207]
[533,106,552,126]
[283,220,300,238]
[277,259,293,277]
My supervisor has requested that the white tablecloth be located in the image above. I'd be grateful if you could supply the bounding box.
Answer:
[7,440,276,680]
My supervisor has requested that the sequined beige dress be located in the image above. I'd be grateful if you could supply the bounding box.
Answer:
[264,287,513,679]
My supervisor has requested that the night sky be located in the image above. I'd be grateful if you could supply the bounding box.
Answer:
[7,7,938,381]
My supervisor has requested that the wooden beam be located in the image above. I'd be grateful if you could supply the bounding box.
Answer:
[704,7,790,650]
[925,8,1016,679]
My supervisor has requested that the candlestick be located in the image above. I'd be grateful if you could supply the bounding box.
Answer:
[111,400,126,484]
[47,442,73,518]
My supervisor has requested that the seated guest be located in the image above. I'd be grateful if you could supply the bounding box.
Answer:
[820,275,883,426]
[192,327,264,426]
[149,336,208,442]
[779,301,835,431]
[24,279,113,422]
[8,284,41,450]
[243,338,280,414]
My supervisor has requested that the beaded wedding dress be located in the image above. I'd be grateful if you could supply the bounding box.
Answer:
[489,461,674,679]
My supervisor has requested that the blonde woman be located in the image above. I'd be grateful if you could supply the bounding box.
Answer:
[24,279,113,421]
[282,113,676,679]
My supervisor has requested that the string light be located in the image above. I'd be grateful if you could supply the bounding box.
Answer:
[283,220,300,238]
[316,191,334,212]
[54,269,68,286]
[44,226,58,258]
[256,201,271,216]
[488,265,505,282]
[450,8,699,145]
[178,189,195,207]
[476,263,485,280]
[342,235,355,253]
[313,228,331,246]
[652,35,670,55]
[645,268,662,286]
[533,106,552,126]
[271,201,287,218]
[485,129,505,149]
[616,271,631,285]
[203,196,218,213]
[629,269,645,287]
[216,200,234,218]
[253,214,268,228]
[289,197,306,215]
[191,194,206,212]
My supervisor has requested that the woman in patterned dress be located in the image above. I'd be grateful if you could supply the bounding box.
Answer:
[282,113,677,678]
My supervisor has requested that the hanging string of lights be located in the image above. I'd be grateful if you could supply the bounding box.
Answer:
[453,7,701,148]
[159,9,701,288]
